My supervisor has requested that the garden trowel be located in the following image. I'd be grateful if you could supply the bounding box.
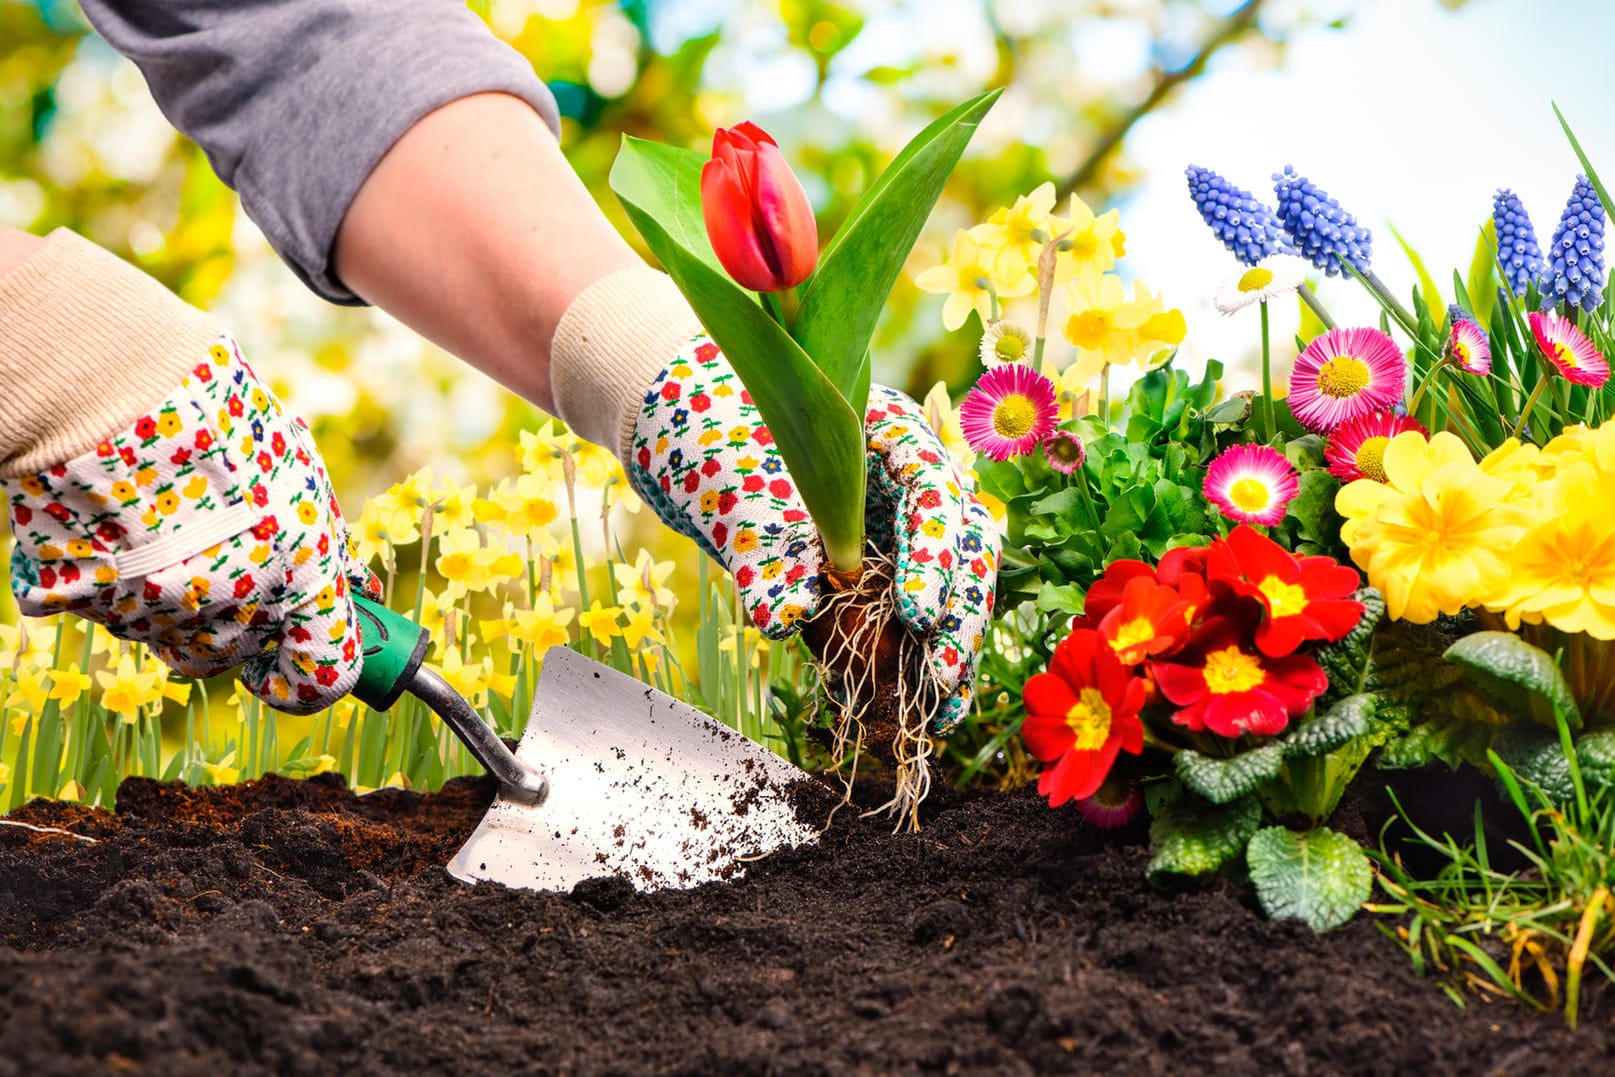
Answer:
[350,596,824,892]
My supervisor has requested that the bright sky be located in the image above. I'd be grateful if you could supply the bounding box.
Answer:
[1122,0,1615,381]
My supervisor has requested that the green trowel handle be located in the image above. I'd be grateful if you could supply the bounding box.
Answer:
[352,595,431,711]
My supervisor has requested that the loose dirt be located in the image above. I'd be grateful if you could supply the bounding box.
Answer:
[1,771,1607,1075]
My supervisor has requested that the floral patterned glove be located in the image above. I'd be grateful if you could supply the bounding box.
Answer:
[2,334,377,715]
[627,333,999,732]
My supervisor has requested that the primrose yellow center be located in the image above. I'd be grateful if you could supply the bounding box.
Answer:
[1066,310,1111,349]
[994,334,1028,362]
[1065,686,1113,750]
[1354,435,1390,483]
[992,394,1039,440]
[1202,645,1267,695]
[1228,477,1271,513]
[1110,617,1157,656]
[1258,575,1309,618]
[1237,267,1275,293]
[1316,355,1371,398]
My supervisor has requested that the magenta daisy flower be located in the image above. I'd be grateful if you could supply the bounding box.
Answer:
[1287,326,1407,433]
[1042,430,1086,475]
[1446,319,1491,376]
[1203,444,1299,525]
[1324,410,1427,483]
[1075,779,1144,829]
[1529,310,1609,387]
[958,363,1059,462]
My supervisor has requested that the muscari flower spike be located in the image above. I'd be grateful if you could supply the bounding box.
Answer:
[1491,188,1545,300]
[1272,166,1373,277]
[1184,165,1293,266]
[1541,174,1607,313]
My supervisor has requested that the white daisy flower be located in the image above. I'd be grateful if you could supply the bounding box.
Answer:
[978,320,1034,367]
[1213,254,1309,315]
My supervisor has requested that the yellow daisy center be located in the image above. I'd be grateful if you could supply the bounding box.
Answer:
[994,333,1028,362]
[1110,617,1156,656]
[1257,575,1309,618]
[1066,310,1111,349]
[1238,267,1275,293]
[1228,477,1272,513]
[1354,435,1390,483]
[1452,340,1470,365]
[1551,341,1578,369]
[1202,645,1266,695]
[1316,355,1371,398]
[1065,686,1113,750]
[992,394,1039,439]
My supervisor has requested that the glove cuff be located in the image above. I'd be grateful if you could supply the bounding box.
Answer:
[549,264,702,462]
[0,229,221,478]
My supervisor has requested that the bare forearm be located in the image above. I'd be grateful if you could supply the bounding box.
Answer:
[331,93,641,413]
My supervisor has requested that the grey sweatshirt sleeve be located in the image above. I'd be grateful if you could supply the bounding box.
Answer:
[78,0,561,305]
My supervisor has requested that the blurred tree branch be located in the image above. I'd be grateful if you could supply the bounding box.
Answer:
[1057,0,1271,201]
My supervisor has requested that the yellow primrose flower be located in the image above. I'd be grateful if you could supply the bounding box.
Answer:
[577,601,625,645]
[96,653,166,722]
[436,529,523,599]
[1336,431,1524,623]
[915,228,1035,332]
[971,182,1059,292]
[1483,461,1615,638]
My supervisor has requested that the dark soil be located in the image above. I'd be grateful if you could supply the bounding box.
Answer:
[1,770,1608,1076]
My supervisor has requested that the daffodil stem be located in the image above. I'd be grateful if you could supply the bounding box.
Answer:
[1298,284,1335,330]
[1259,300,1275,442]
[1099,365,1111,429]
[1513,371,1551,440]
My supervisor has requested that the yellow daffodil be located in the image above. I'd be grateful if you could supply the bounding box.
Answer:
[489,593,574,654]
[519,421,573,482]
[718,625,769,670]
[96,653,166,722]
[474,473,559,538]
[1053,193,1125,278]
[916,229,1035,332]
[620,606,664,650]
[434,649,496,707]
[1059,266,1151,374]
[922,381,975,469]
[200,750,240,786]
[352,491,420,564]
[612,549,678,611]
[47,663,93,705]
[577,601,625,646]
[432,477,479,532]
[1336,431,1524,623]
[435,529,523,599]
[971,182,1059,292]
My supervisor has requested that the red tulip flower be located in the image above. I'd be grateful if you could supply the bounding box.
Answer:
[1022,628,1147,806]
[701,122,819,293]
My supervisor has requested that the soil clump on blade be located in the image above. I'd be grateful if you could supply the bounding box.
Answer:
[1,770,1608,1075]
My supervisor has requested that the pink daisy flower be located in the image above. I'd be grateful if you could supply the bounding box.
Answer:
[1203,443,1299,525]
[1324,410,1427,483]
[1446,319,1491,375]
[1287,326,1407,433]
[1529,310,1609,387]
[1042,430,1086,475]
[959,363,1059,462]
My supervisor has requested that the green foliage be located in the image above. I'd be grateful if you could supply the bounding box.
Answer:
[1444,631,1581,733]
[1145,782,1261,884]
[1247,826,1373,933]
[1282,694,1377,759]
[1175,745,1284,805]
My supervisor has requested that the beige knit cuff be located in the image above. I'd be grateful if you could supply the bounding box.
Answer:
[0,229,221,478]
[549,264,703,461]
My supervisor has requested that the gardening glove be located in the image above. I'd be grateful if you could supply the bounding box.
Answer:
[0,229,378,715]
[550,266,999,733]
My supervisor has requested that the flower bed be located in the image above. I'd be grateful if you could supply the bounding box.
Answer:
[2,772,1611,1073]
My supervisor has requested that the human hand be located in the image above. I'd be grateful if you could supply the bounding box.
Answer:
[625,334,998,733]
[3,334,378,715]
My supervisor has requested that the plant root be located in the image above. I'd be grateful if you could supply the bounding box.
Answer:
[800,544,944,832]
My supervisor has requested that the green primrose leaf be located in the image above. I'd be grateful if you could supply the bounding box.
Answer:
[611,137,866,566]
[1574,732,1615,788]
[1444,631,1581,733]
[1246,826,1372,933]
[1376,716,1472,771]
[1175,745,1284,804]
[1145,792,1261,883]
[1282,694,1377,759]
[795,88,1002,409]
[1491,726,1577,804]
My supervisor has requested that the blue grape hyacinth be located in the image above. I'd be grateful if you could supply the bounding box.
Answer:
[1185,165,1292,265]
[1491,188,1545,300]
[1541,174,1606,312]
[1272,166,1373,277]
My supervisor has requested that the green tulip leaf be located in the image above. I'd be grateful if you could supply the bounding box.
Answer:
[611,136,867,567]
[794,88,1002,411]
[1175,745,1284,805]
[1444,630,1581,733]
[1246,826,1371,933]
